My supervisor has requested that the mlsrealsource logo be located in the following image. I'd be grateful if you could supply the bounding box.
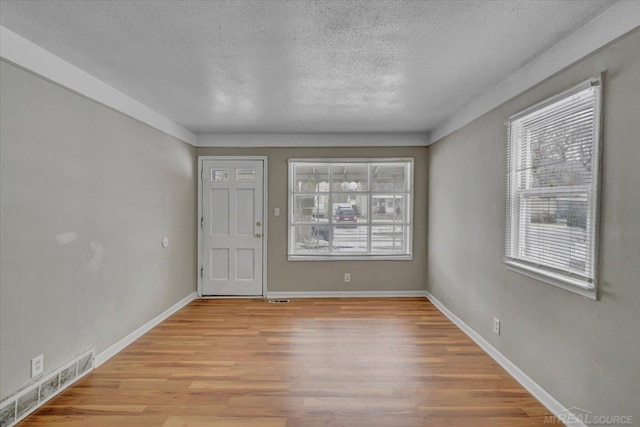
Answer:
[544,407,633,425]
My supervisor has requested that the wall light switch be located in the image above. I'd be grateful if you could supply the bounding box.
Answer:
[274,208,280,217]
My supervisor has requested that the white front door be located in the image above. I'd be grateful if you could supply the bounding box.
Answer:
[201,159,264,296]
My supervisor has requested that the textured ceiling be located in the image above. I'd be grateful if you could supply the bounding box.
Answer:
[0,0,615,134]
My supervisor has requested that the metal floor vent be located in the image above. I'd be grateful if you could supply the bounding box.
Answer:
[268,299,290,304]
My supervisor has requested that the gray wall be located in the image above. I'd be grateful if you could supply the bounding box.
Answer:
[427,29,640,420]
[0,61,197,399]
[197,145,428,293]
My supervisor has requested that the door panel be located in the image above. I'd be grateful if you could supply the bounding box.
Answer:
[202,159,264,296]
[210,249,229,280]
[210,189,229,235]
[236,249,255,280]
[236,189,255,235]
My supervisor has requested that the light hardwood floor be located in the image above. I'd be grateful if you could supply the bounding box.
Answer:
[19,298,552,426]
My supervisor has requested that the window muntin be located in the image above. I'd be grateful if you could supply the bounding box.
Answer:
[505,77,601,298]
[288,159,413,260]
[211,169,229,182]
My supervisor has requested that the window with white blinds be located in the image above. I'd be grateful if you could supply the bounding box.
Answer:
[505,76,602,299]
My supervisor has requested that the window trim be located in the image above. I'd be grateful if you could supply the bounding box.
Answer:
[287,157,414,261]
[504,75,602,300]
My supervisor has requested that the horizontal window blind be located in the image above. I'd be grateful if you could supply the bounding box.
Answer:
[505,78,601,293]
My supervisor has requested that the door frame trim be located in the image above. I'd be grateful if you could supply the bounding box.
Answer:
[197,156,269,298]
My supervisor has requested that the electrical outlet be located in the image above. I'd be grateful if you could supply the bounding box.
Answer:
[31,354,44,378]
[493,318,501,335]
[274,208,280,217]
[344,273,350,282]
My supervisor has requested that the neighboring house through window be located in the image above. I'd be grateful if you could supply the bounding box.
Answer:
[288,159,413,260]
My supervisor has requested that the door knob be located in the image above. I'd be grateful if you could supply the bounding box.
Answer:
[255,233,262,238]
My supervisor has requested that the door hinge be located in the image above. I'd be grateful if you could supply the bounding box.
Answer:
[200,216,204,229]
[200,267,203,279]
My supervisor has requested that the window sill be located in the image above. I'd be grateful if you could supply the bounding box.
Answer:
[288,254,413,262]
[504,259,597,300]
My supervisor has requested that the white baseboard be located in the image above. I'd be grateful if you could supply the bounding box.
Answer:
[266,290,427,299]
[425,291,585,427]
[94,291,197,367]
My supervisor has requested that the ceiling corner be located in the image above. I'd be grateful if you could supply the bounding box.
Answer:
[430,1,640,144]
[0,25,197,146]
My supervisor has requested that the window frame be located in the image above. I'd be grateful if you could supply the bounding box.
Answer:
[504,75,602,300]
[287,158,414,261]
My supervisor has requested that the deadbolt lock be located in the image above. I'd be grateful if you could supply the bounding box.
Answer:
[255,233,262,238]
[256,221,262,226]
